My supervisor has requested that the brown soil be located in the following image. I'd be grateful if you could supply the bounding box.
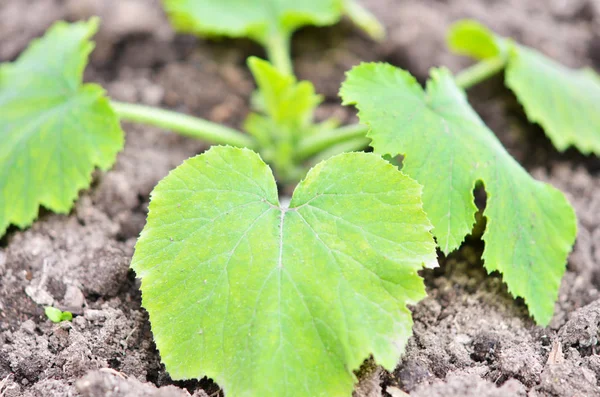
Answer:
[1,0,600,396]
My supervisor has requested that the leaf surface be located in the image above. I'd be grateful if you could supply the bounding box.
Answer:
[162,0,341,44]
[248,57,321,129]
[132,146,436,397]
[341,63,577,325]
[448,19,600,154]
[0,19,123,236]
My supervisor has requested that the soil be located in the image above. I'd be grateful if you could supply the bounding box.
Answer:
[1,0,600,396]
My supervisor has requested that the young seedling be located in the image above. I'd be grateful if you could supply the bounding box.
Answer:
[0,16,367,237]
[132,146,437,397]
[0,7,592,397]
[44,306,73,323]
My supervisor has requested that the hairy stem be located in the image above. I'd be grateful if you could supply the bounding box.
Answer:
[111,101,255,148]
[265,32,293,76]
[454,55,508,90]
[297,123,370,161]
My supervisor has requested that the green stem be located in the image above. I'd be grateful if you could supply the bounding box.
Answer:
[343,0,385,41]
[454,55,508,90]
[111,101,255,148]
[296,123,370,161]
[265,32,293,76]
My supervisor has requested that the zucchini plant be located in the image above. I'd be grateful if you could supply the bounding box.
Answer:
[1,3,596,395]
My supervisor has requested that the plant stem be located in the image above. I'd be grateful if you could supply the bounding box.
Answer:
[343,0,385,41]
[265,32,293,76]
[111,101,255,148]
[454,55,508,90]
[296,123,370,160]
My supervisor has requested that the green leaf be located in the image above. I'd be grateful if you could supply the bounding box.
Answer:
[245,57,321,145]
[447,20,502,60]
[505,47,600,154]
[162,0,342,44]
[448,19,600,155]
[248,57,321,129]
[132,146,436,396]
[161,0,383,74]
[340,63,577,325]
[244,57,323,182]
[45,307,73,323]
[0,19,124,237]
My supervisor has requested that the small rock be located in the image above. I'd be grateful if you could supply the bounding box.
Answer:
[85,309,107,322]
[20,320,36,335]
[72,316,88,330]
[62,285,86,315]
[25,284,54,306]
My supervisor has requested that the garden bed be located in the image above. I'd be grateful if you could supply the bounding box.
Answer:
[1,0,600,396]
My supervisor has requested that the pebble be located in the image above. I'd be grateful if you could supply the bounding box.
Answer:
[62,285,86,315]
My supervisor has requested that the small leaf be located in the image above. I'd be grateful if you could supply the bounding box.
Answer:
[45,307,73,323]
[245,57,321,143]
[0,19,124,237]
[247,57,321,131]
[447,20,502,60]
[132,146,436,396]
[448,19,600,155]
[162,0,342,45]
[341,63,577,325]
[245,57,325,182]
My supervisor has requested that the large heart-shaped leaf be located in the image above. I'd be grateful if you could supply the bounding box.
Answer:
[341,63,577,325]
[0,19,123,237]
[132,146,436,397]
[448,19,600,155]
[162,0,341,45]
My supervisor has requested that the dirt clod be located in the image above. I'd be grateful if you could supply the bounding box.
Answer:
[77,370,193,397]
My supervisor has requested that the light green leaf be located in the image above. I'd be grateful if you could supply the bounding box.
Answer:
[505,47,600,154]
[161,0,383,74]
[162,0,342,44]
[0,19,124,237]
[245,57,324,182]
[448,19,600,155]
[447,20,502,60]
[45,307,73,323]
[341,63,577,325]
[245,57,321,144]
[132,146,436,397]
